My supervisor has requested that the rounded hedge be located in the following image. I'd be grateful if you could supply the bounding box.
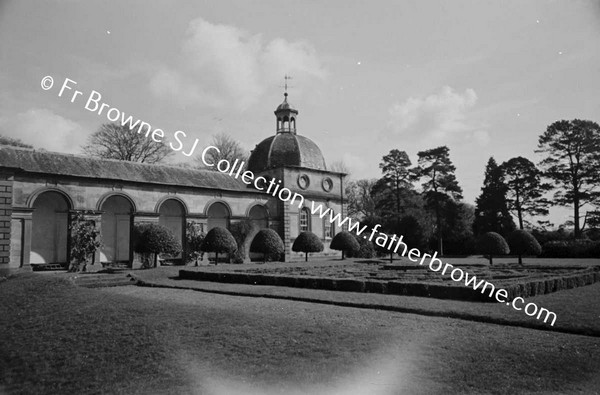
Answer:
[292,231,324,253]
[133,223,181,256]
[347,233,375,258]
[478,232,510,255]
[507,230,542,256]
[201,227,238,254]
[250,229,284,257]
[330,231,360,259]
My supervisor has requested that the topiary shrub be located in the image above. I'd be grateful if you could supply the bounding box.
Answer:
[201,226,237,265]
[250,229,284,263]
[184,221,205,266]
[69,212,102,272]
[346,233,375,258]
[133,223,182,269]
[292,231,324,262]
[507,230,542,265]
[478,231,510,265]
[330,231,360,260]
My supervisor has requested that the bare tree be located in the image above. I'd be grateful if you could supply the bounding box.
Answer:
[329,160,350,176]
[82,123,173,164]
[0,134,33,148]
[195,132,248,169]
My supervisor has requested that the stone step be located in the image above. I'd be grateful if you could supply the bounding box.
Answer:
[31,264,67,272]
[72,275,136,288]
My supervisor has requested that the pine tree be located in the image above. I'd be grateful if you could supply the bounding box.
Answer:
[501,156,550,229]
[473,157,516,237]
[376,149,414,226]
[414,146,463,256]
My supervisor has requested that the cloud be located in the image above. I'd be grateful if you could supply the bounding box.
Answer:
[149,17,327,110]
[387,86,486,144]
[0,108,86,153]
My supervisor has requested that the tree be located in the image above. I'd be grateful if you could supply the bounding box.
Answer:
[201,227,237,264]
[397,214,429,252]
[250,229,284,263]
[473,157,515,237]
[68,212,102,272]
[507,230,542,265]
[501,157,551,229]
[196,132,248,169]
[478,232,510,265]
[330,231,360,259]
[292,231,323,262]
[346,233,376,258]
[329,160,350,175]
[184,221,205,266]
[536,119,600,238]
[0,135,33,148]
[378,150,414,226]
[133,224,182,268]
[346,179,378,221]
[414,146,463,256]
[83,123,173,163]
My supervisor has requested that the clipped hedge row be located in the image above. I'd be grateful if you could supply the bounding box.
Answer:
[179,266,600,303]
[540,239,600,258]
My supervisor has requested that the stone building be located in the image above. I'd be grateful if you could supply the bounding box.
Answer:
[0,94,346,269]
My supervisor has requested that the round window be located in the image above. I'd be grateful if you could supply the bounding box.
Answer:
[297,174,310,189]
[322,177,333,192]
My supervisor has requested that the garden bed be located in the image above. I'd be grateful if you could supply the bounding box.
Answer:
[179,261,600,302]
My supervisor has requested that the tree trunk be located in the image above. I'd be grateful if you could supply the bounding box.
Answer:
[305,252,308,262]
[435,200,444,256]
[489,255,493,265]
[574,196,581,238]
[153,253,157,268]
[518,254,523,265]
[215,252,219,265]
[389,252,393,263]
[518,210,523,230]
[342,250,345,260]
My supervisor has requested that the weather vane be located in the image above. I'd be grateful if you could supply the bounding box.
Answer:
[283,74,293,95]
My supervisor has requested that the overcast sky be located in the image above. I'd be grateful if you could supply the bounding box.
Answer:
[1,0,599,225]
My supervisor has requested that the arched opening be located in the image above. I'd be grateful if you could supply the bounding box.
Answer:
[249,205,268,229]
[283,116,289,131]
[31,191,70,264]
[207,202,230,231]
[299,207,311,232]
[248,205,269,261]
[290,117,296,130]
[100,195,133,264]
[158,199,185,259]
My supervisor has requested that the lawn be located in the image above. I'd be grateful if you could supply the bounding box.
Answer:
[2,272,600,394]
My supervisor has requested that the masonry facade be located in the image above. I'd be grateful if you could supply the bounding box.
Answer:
[0,95,346,269]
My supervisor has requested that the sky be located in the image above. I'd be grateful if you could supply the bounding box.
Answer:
[1,0,599,226]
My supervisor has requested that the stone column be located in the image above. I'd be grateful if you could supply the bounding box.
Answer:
[0,173,14,267]
[11,209,33,270]
[282,200,292,262]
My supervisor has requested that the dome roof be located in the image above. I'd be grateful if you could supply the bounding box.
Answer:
[248,133,327,173]
[275,93,298,114]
